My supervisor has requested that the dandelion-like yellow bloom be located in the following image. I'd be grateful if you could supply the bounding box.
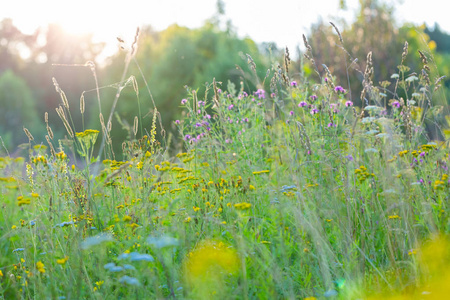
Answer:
[234,202,252,210]
[388,215,400,220]
[36,261,45,273]
[127,223,139,229]
[56,256,69,265]
[75,129,99,138]
[17,196,31,206]
[252,170,270,175]
[398,150,408,157]
[183,240,239,297]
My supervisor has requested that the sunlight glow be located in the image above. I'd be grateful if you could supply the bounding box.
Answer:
[2,0,450,59]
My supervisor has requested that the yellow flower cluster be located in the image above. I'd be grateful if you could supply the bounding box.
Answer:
[420,144,437,151]
[32,155,47,165]
[354,165,375,182]
[434,174,448,190]
[0,176,16,183]
[102,159,129,171]
[17,196,31,206]
[398,150,408,157]
[36,261,45,273]
[75,129,99,138]
[55,151,67,160]
[56,256,69,265]
[252,170,270,175]
[234,202,252,210]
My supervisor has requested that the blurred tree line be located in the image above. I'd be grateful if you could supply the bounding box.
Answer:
[2,0,450,155]
[0,18,103,151]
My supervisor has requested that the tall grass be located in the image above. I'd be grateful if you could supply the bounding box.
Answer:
[1,25,450,299]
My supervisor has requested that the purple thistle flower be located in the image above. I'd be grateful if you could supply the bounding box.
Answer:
[391,101,401,108]
[289,111,294,116]
[335,86,346,93]
[225,139,231,144]
[228,104,234,110]
[184,134,191,141]
[242,117,249,122]
[175,120,180,124]
[310,95,317,101]
[298,101,307,107]
[310,108,319,115]
[204,114,211,119]
[270,93,276,98]
[290,81,298,87]
[255,89,266,99]
[346,154,353,161]
[195,123,202,128]
[181,99,188,105]
[345,100,353,107]
[217,88,222,93]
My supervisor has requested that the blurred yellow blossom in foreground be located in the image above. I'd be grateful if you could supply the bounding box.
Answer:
[183,240,240,298]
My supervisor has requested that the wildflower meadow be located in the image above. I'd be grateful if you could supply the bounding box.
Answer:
[1,25,450,300]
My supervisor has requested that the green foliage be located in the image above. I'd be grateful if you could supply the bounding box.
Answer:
[425,23,450,53]
[0,70,44,148]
